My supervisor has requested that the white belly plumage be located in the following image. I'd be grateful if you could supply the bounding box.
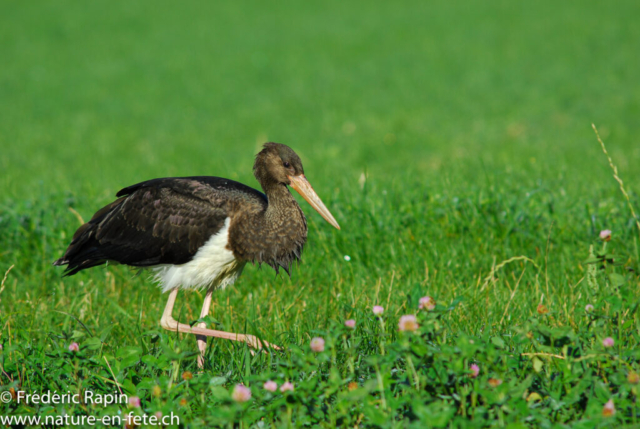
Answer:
[152,217,245,292]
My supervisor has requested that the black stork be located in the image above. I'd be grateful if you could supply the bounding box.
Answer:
[54,143,340,366]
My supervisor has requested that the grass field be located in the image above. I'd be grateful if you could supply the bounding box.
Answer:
[2,1,640,427]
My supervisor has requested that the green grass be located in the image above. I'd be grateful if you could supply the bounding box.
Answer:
[2,0,640,427]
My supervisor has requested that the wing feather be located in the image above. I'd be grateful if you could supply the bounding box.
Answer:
[54,176,267,275]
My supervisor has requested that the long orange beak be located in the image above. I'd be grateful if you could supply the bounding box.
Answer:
[289,174,341,230]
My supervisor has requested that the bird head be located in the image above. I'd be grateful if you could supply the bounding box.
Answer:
[254,143,340,229]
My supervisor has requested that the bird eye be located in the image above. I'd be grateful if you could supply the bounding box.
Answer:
[283,161,291,168]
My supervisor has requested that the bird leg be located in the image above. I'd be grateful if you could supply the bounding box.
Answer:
[195,289,213,368]
[159,289,280,360]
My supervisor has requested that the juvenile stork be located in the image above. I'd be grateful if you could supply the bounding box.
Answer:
[55,143,340,366]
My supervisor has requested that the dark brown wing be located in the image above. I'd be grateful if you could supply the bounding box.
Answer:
[54,176,267,276]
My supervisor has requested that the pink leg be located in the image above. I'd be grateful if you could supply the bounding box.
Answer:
[195,289,213,368]
[160,289,280,364]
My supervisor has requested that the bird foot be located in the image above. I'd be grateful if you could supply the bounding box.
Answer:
[243,334,281,351]
[160,315,281,350]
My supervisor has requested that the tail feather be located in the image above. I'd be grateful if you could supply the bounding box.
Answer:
[54,199,125,276]
[53,239,109,276]
[60,258,107,276]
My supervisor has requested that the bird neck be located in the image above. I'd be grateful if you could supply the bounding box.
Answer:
[263,182,300,215]
[237,180,306,273]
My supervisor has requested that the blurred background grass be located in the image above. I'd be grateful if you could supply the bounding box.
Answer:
[2,0,639,196]
[1,0,639,347]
